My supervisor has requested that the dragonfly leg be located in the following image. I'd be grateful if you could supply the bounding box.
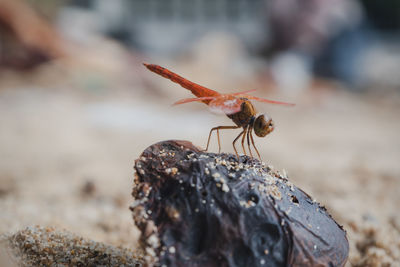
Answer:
[249,130,262,161]
[247,126,254,159]
[216,129,221,153]
[241,126,248,156]
[205,126,239,152]
[233,129,245,160]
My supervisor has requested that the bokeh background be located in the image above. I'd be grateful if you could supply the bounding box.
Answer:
[0,0,399,266]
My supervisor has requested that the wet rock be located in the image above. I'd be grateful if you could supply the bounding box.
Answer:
[131,140,349,266]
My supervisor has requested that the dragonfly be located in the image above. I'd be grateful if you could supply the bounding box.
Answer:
[143,63,294,160]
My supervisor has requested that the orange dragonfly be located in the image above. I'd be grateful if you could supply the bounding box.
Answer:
[144,63,294,160]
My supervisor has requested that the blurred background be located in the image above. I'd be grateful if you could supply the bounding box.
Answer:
[0,0,399,265]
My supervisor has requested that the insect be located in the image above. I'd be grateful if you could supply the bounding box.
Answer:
[143,63,294,160]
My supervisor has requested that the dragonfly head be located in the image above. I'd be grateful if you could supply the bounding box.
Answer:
[253,114,274,137]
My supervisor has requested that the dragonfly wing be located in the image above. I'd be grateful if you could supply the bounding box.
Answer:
[173,96,216,105]
[243,95,295,106]
[230,89,257,96]
[208,95,244,115]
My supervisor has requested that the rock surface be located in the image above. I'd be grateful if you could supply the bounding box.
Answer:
[131,140,349,267]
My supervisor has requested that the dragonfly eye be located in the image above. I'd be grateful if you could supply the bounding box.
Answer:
[253,114,274,137]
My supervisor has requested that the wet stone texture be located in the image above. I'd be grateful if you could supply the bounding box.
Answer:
[131,140,349,267]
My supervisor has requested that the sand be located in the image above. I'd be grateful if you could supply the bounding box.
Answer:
[1,226,143,266]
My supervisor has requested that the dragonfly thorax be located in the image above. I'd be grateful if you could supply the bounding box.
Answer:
[227,99,256,128]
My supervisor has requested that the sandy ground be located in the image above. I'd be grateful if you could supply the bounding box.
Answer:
[0,68,399,266]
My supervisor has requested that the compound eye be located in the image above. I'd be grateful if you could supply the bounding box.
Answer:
[258,118,265,128]
[253,114,274,137]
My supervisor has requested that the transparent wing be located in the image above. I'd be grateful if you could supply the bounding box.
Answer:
[208,95,244,115]
[230,89,257,96]
[242,95,295,106]
[173,96,216,105]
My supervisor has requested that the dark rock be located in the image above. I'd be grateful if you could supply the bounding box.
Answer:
[131,140,349,267]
